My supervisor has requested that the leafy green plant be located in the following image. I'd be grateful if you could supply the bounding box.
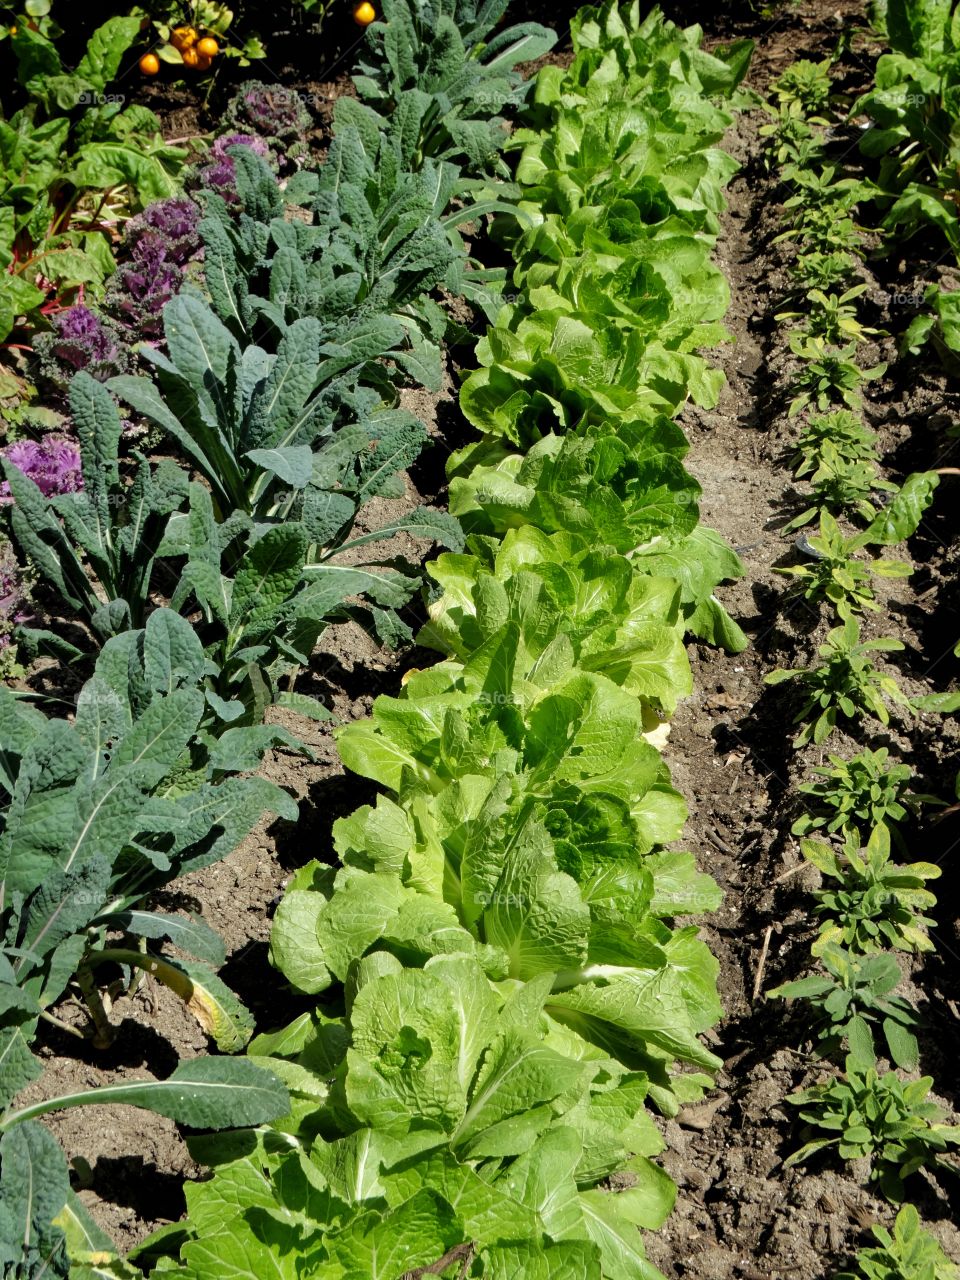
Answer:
[902,283,960,371]
[0,607,297,1057]
[446,424,748,652]
[770,56,834,116]
[836,1203,960,1280]
[793,409,881,476]
[46,8,755,1278]
[787,338,886,415]
[192,131,473,388]
[0,608,292,1274]
[802,822,941,955]
[1,373,188,641]
[0,1057,287,1278]
[760,113,826,167]
[793,746,936,837]
[851,0,960,258]
[115,953,682,1280]
[783,442,898,531]
[776,512,912,619]
[785,1055,960,1201]
[778,285,881,345]
[0,14,187,339]
[769,944,921,1068]
[352,0,557,172]
[790,249,860,290]
[765,618,912,746]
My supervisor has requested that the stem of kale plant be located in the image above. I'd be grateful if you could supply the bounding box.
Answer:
[39,1009,90,1041]
[75,966,116,1049]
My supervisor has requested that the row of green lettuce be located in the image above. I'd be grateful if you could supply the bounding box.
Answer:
[85,8,760,1280]
[0,0,562,1273]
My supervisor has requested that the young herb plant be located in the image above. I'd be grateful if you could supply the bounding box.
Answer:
[765,618,912,746]
[793,747,936,839]
[787,338,886,416]
[792,409,881,476]
[778,285,882,346]
[776,513,911,620]
[769,944,921,1069]
[802,822,940,956]
[785,1055,960,1202]
[836,1203,960,1280]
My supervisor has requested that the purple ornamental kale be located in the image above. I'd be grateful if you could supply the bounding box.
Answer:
[191,133,276,207]
[224,82,311,168]
[0,540,30,647]
[123,196,202,267]
[33,304,129,391]
[104,238,184,338]
[0,436,83,502]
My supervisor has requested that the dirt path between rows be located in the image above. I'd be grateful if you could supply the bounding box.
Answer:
[644,3,960,1275]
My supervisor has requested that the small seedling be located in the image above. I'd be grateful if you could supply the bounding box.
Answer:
[785,1055,960,1201]
[793,747,937,839]
[802,822,940,956]
[790,250,859,291]
[769,944,921,1069]
[836,1203,960,1280]
[783,444,897,531]
[787,338,886,415]
[765,618,912,746]
[793,410,880,477]
[770,57,834,117]
[776,513,911,619]
[760,114,827,168]
[778,285,882,346]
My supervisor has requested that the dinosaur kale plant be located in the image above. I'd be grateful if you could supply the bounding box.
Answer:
[0,606,297,1060]
[352,0,557,172]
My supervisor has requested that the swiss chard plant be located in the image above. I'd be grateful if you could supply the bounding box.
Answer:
[0,14,187,339]
[852,0,960,257]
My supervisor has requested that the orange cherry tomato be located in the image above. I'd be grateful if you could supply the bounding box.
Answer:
[171,25,197,50]
[181,45,200,67]
[196,36,219,57]
[139,52,160,75]
[353,2,376,25]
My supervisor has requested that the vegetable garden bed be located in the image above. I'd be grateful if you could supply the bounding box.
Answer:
[2,0,960,1276]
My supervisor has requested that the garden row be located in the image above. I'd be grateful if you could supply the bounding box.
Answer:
[106,8,761,1277]
[0,0,564,1270]
[750,6,960,1274]
[2,2,770,1277]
